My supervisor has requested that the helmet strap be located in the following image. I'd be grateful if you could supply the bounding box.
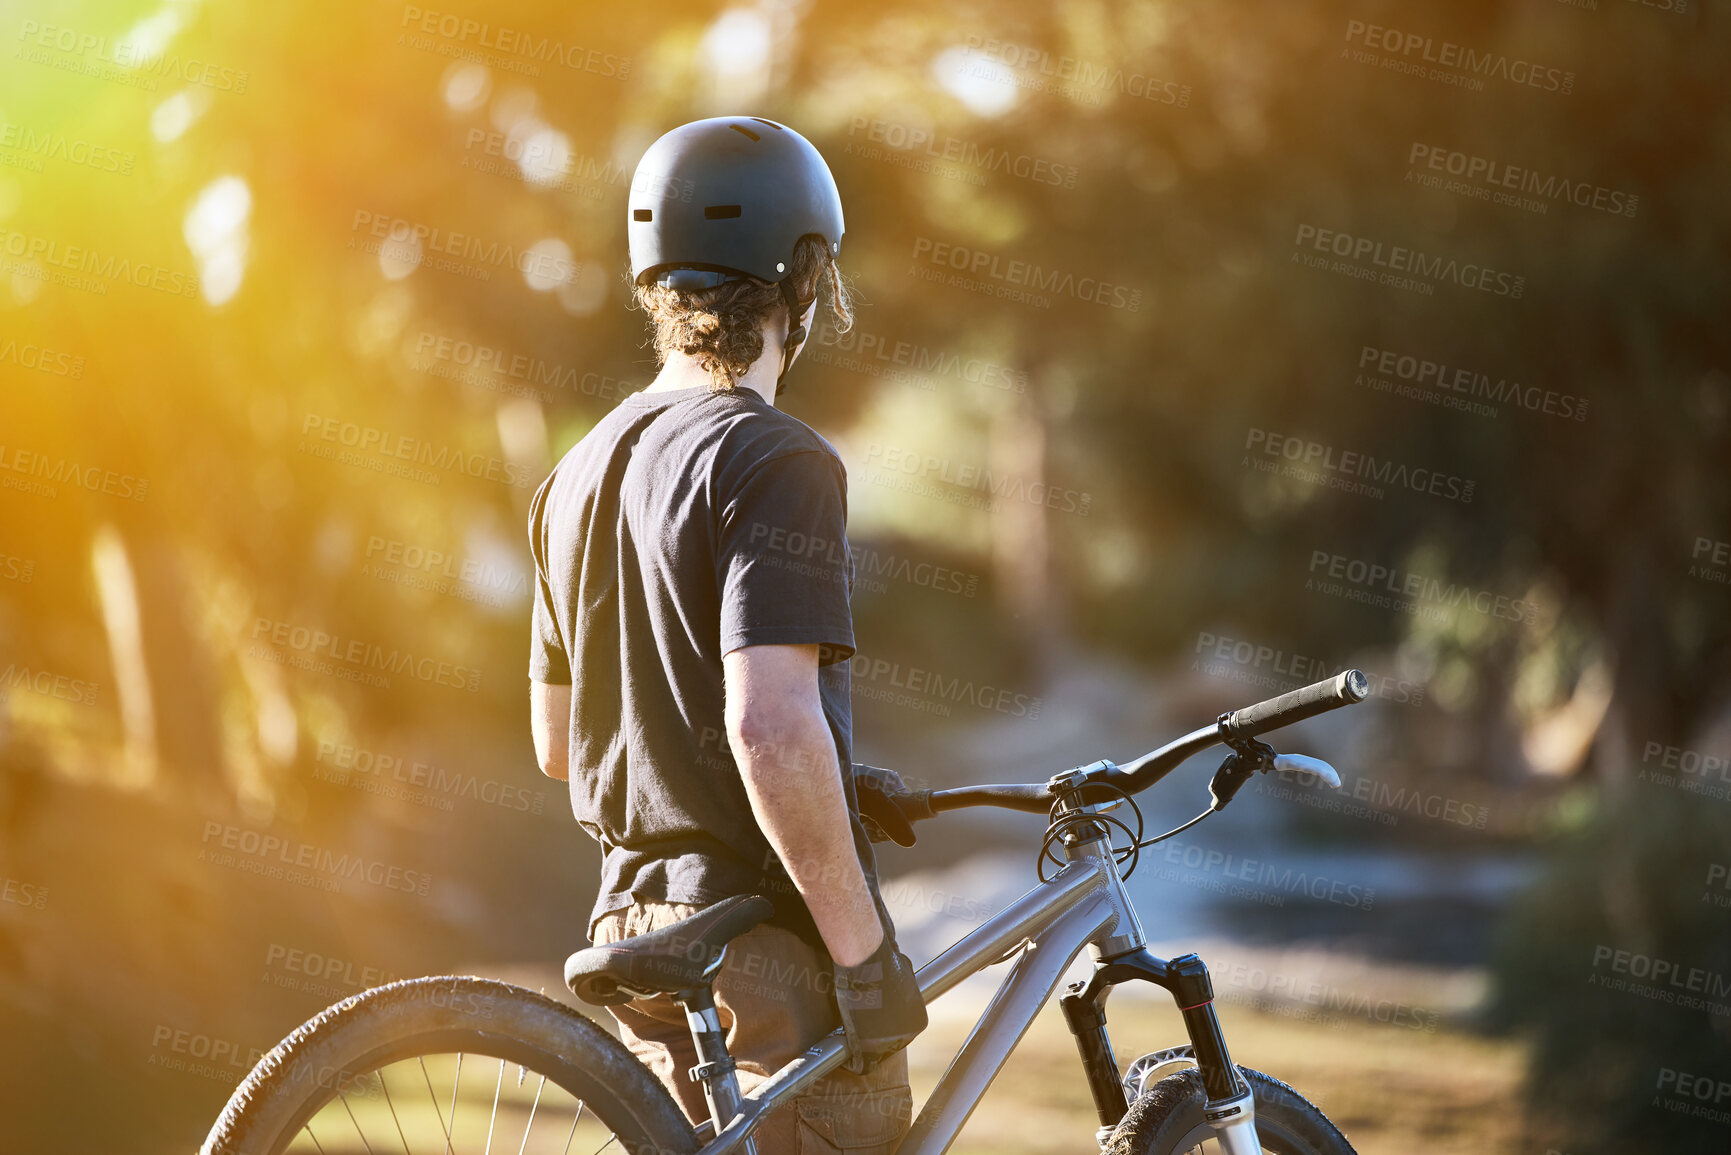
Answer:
[774,277,810,399]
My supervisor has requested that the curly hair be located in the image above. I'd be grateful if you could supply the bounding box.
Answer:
[633,234,854,392]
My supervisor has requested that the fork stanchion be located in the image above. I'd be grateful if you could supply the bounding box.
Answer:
[1059,988,1130,1128]
[1166,954,1243,1105]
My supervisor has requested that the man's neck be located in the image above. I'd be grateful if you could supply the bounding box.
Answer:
[644,349,781,404]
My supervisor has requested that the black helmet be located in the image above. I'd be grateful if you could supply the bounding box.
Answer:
[628,116,843,393]
[628,116,843,287]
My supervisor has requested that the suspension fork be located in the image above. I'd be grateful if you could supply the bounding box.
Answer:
[1059,949,1257,1151]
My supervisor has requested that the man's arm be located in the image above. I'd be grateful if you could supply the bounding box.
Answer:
[724,643,884,967]
[530,680,572,781]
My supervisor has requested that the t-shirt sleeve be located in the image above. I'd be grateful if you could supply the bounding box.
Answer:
[527,475,572,684]
[717,449,855,662]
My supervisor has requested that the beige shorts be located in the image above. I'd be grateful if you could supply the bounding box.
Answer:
[592,901,913,1155]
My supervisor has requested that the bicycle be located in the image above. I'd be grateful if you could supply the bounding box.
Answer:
[202,669,1372,1155]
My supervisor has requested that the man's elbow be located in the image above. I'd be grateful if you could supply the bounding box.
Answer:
[727,702,805,766]
[538,751,569,782]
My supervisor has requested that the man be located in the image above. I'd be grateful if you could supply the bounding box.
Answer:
[526,116,926,1154]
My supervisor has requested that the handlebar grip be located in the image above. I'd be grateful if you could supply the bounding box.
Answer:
[1221,669,1369,739]
[928,783,1055,815]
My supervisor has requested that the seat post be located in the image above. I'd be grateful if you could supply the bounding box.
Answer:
[673,972,757,1155]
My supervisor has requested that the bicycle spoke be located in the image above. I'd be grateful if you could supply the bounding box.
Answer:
[560,1102,585,1155]
[448,1053,465,1152]
[378,1066,412,1155]
[338,1088,378,1155]
[484,1056,506,1155]
[419,1056,455,1155]
[247,1045,629,1155]
[516,1073,548,1155]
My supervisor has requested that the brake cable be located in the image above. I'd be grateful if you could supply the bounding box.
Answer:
[1041,727,1286,878]
[1037,781,1143,883]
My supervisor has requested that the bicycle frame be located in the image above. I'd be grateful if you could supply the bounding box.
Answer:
[691,820,1262,1155]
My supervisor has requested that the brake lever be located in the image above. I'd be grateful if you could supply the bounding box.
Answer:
[1207,736,1277,811]
[1207,754,1252,811]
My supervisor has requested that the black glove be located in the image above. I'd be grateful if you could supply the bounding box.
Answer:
[853,763,921,847]
[834,934,928,1074]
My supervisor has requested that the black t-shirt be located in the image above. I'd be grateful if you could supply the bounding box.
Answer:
[527,384,881,949]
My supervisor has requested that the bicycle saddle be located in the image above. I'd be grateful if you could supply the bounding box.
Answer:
[565,895,774,1006]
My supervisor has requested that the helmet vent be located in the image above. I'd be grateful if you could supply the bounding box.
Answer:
[633,209,653,221]
[730,124,761,142]
[703,204,742,219]
[750,118,783,130]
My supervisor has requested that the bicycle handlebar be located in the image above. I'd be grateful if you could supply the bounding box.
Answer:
[1219,669,1369,741]
[924,782,1054,816]
[900,670,1370,817]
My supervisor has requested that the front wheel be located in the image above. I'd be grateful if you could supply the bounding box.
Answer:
[1108,1067,1355,1155]
[202,976,698,1155]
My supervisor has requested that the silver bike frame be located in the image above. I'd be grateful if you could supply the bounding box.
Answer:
[690,822,1263,1155]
